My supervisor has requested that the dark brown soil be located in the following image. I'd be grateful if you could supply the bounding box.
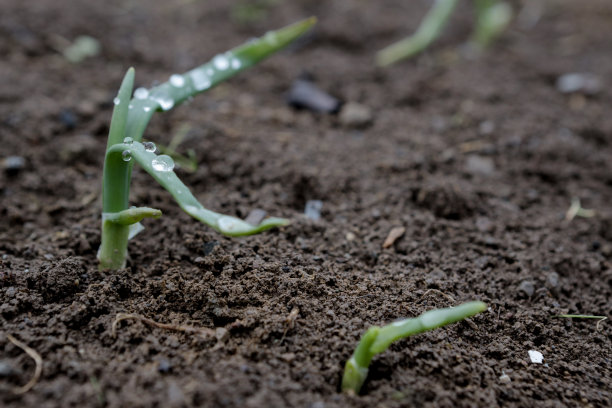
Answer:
[1,0,611,406]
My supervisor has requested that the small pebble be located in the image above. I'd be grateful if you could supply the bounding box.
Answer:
[3,156,25,176]
[556,73,602,95]
[201,241,218,256]
[59,109,78,129]
[479,120,495,135]
[158,359,172,373]
[304,200,323,221]
[499,373,511,384]
[518,280,535,297]
[382,226,406,249]
[339,102,373,128]
[466,155,495,175]
[244,209,267,226]
[215,327,229,342]
[0,361,16,377]
[287,78,341,114]
[528,350,544,364]
[546,272,559,288]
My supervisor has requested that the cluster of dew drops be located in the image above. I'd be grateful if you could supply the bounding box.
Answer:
[111,27,282,113]
[111,50,248,115]
[112,30,281,175]
[121,137,175,173]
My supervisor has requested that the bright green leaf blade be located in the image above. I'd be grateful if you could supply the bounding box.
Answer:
[471,1,512,48]
[106,142,289,237]
[341,327,379,394]
[106,68,135,150]
[124,17,316,143]
[370,301,487,354]
[103,207,162,225]
[341,301,487,394]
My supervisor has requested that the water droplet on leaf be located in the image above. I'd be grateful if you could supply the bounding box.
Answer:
[169,74,185,87]
[123,137,133,144]
[231,58,241,70]
[144,106,151,112]
[218,216,237,232]
[134,87,149,99]
[113,97,120,105]
[153,95,174,111]
[122,150,132,162]
[190,70,211,91]
[151,155,174,172]
[143,141,156,153]
[213,54,229,71]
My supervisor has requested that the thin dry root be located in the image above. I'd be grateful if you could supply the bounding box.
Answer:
[596,317,607,331]
[280,308,300,344]
[7,334,43,395]
[111,313,215,339]
[419,289,456,303]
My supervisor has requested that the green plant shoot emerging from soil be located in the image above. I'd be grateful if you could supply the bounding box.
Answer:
[342,301,487,394]
[376,0,512,66]
[98,18,316,270]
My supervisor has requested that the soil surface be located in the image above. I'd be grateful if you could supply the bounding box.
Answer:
[1,0,611,407]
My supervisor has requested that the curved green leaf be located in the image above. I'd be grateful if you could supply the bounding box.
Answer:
[342,301,487,394]
[106,142,289,237]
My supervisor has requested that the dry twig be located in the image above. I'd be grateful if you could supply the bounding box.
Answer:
[7,334,43,395]
[111,313,214,339]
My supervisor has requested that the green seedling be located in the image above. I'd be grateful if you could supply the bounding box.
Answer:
[555,314,607,331]
[342,301,487,395]
[98,18,316,270]
[565,197,596,222]
[376,0,512,66]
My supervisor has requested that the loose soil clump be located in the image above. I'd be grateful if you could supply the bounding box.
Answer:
[1,0,611,406]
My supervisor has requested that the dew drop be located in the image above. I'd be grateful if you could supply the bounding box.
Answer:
[143,106,151,112]
[231,58,241,70]
[169,74,185,87]
[128,104,134,109]
[122,150,132,162]
[143,141,156,153]
[113,97,121,105]
[151,155,174,172]
[218,216,237,232]
[134,87,149,99]
[206,68,214,76]
[213,54,229,71]
[123,137,133,144]
[153,96,174,111]
[190,70,211,91]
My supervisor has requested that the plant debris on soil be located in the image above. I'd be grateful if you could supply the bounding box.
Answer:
[1,0,611,407]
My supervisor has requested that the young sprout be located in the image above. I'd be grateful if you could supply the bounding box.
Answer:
[471,0,513,49]
[342,301,487,395]
[98,18,316,269]
[376,0,512,66]
[555,314,607,331]
[564,197,596,222]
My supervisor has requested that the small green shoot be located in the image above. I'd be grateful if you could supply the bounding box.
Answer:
[471,0,513,49]
[342,301,487,395]
[98,18,316,269]
[565,197,596,222]
[555,314,607,331]
[376,0,512,66]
